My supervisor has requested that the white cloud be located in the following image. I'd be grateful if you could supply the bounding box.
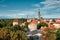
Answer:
[8,10,36,15]
[34,4,40,8]
[0,10,38,18]
[8,10,21,12]
[34,0,60,18]
[17,13,25,15]
[40,0,60,9]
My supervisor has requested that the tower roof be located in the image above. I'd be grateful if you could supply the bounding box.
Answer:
[38,9,41,19]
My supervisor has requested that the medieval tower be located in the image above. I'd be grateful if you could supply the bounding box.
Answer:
[38,9,41,20]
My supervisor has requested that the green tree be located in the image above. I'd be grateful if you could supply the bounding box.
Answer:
[52,19,56,22]
[37,22,48,29]
[56,29,60,40]
[28,36,35,40]
[42,27,56,40]
[0,22,5,28]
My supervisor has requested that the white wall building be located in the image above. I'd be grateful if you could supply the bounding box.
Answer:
[27,19,31,23]
[53,23,60,28]
[13,18,18,26]
[28,18,37,31]
[28,24,37,31]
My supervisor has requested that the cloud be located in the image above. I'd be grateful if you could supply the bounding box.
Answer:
[0,10,38,18]
[8,10,20,12]
[40,0,60,9]
[8,10,36,15]
[34,4,40,8]
[34,0,60,18]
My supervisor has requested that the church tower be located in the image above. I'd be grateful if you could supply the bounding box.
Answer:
[27,15,31,23]
[38,9,41,20]
[27,15,29,20]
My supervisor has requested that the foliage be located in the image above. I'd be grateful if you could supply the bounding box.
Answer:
[0,22,5,28]
[19,18,27,23]
[0,18,28,40]
[28,36,35,40]
[24,22,28,28]
[42,27,57,40]
[52,19,56,22]
[0,18,27,28]
[56,28,60,40]
[37,22,48,29]
[0,26,28,40]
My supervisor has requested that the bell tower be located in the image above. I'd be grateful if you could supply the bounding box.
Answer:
[38,9,41,20]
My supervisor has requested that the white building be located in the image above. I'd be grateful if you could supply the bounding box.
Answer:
[53,22,60,28]
[53,19,60,28]
[28,18,37,31]
[27,19,31,23]
[28,24,37,31]
[13,18,18,26]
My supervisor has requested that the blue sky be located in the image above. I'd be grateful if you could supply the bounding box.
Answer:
[0,0,60,18]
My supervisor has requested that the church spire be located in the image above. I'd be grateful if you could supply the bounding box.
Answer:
[38,9,41,20]
[27,15,28,19]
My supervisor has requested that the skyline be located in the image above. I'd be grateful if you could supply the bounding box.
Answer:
[0,0,60,18]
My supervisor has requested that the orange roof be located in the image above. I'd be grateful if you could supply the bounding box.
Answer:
[55,22,60,24]
[40,19,48,24]
[13,18,18,22]
[30,18,37,24]
[49,24,54,29]
[40,19,44,22]
[56,18,60,20]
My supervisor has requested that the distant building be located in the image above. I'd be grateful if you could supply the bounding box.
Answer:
[53,22,60,28]
[38,20,40,24]
[28,18,37,31]
[27,19,31,23]
[13,18,18,26]
[27,15,31,23]
[19,22,26,27]
[56,18,60,23]
[38,9,41,20]
[51,18,60,28]
[49,23,54,29]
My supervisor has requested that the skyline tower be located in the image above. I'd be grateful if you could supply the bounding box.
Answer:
[27,15,29,20]
[38,9,41,20]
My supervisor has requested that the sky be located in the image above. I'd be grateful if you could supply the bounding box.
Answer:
[0,0,60,18]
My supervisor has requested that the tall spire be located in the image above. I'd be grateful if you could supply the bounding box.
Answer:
[27,15,29,20]
[38,9,40,19]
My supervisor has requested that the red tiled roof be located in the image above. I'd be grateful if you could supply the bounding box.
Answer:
[40,19,44,22]
[55,22,60,24]
[30,18,37,24]
[49,25,54,28]
[56,18,60,20]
